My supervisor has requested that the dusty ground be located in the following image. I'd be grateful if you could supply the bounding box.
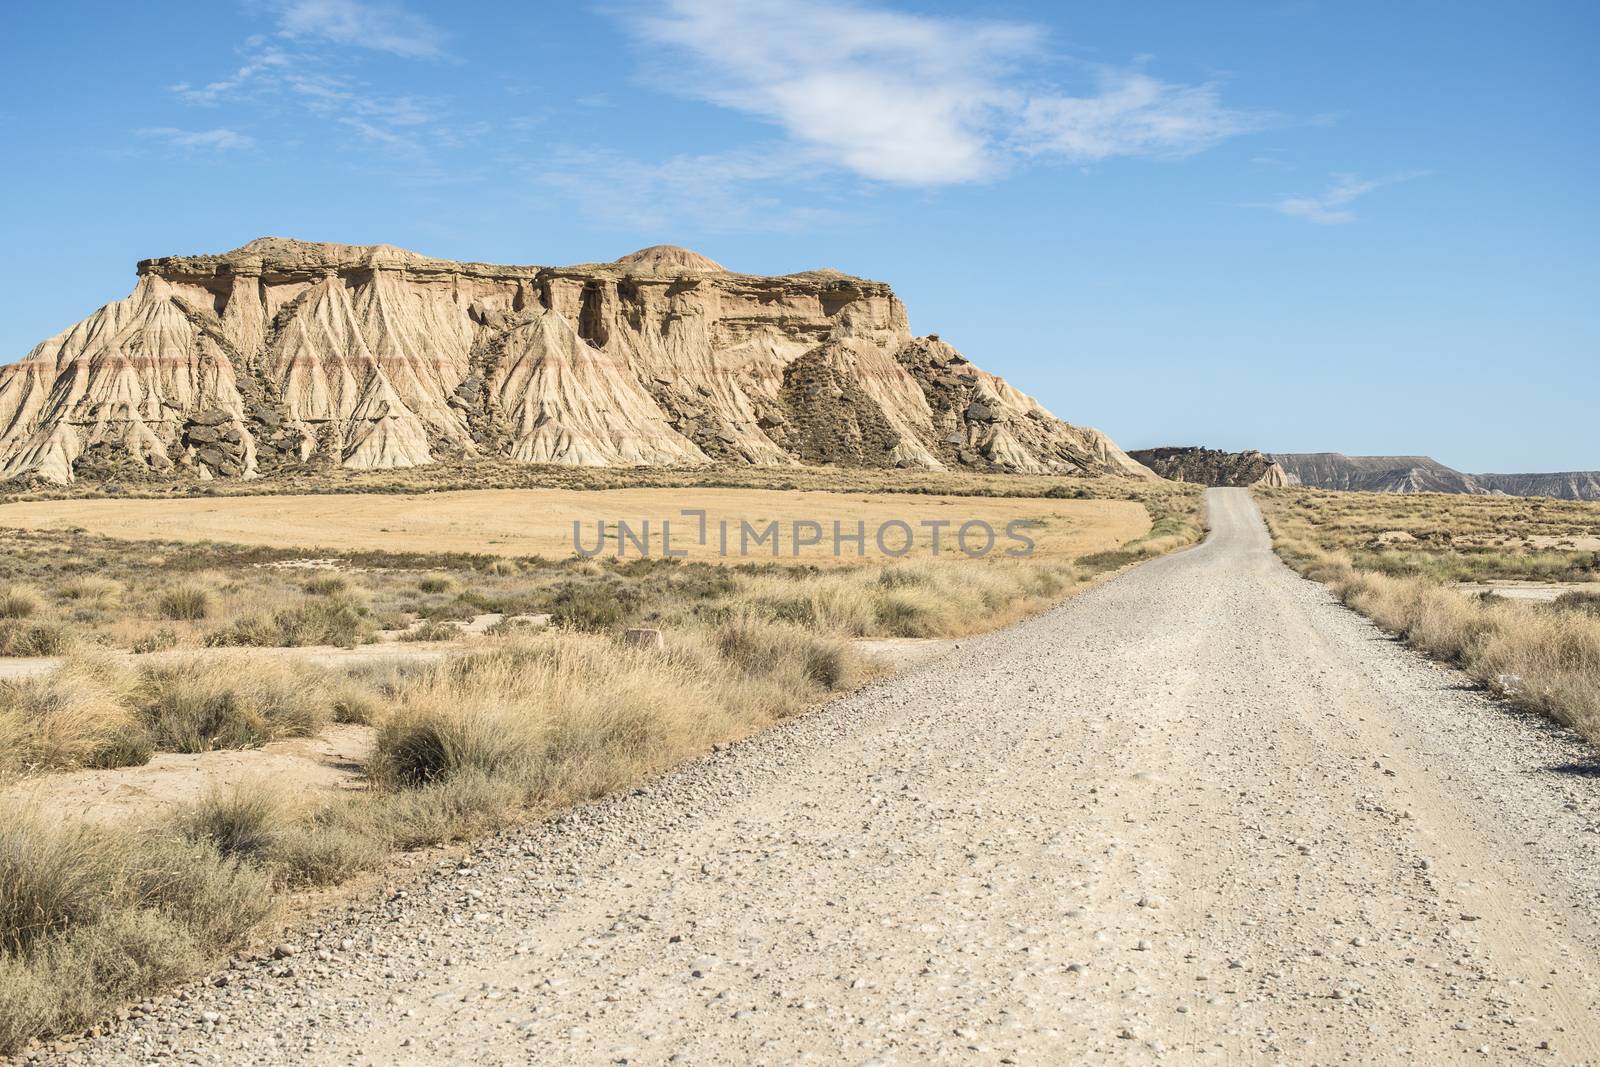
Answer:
[0,488,1147,565]
[31,489,1600,1065]
[2,725,375,826]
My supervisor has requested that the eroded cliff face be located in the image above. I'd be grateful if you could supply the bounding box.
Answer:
[1128,447,1290,488]
[0,239,1153,485]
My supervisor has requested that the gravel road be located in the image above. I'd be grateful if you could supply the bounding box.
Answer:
[34,488,1600,1066]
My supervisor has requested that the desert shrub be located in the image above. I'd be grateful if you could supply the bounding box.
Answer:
[1552,590,1600,618]
[130,627,179,654]
[400,620,460,642]
[483,616,541,637]
[370,608,414,631]
[329,677,386,725]
[369,697,540,788]
[0,587,40,621]
[302,574,349,596]
[0,655,145,777]
[55,577,121,607]
[418,574,453,594]
[0,813,118,954]
[0,908,199,1056]
[714,617,858,691]
[547,583,633,632]
[136,655,334,752]
[1075,548,1144,572]
[267,821,386,887]
[872,590,940,637]
[876,566,931,590]
[155,584,211,622]
[178,784,285,860]
[743,576,875,636]
[0,808,273,1056]
[485,559,521,577]
[369,633,789,808]
[0,620,72,657]
[205,596,370,649]
[354,771,523,850]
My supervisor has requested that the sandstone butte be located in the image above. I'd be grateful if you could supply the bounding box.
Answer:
[0,238,1155,485]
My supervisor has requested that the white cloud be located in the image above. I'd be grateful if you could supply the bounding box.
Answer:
[272,0,446,59]
[136,127,256,151]
[532,144,841,232]
[166,2,457,158]
[619,0,1265,186]
[1265,172,1422,225]
[1018,72,1257,162]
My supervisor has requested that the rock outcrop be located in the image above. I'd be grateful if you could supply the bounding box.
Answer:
[1470,471,1600,501]
[0,239,1153,485]
[1268,453,1600,501]
[1129,447,1291,488]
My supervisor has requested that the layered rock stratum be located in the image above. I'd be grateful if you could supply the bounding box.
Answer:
[1128,447,1290,488]
[0,239,1152,485]
[1269,453,1600,500]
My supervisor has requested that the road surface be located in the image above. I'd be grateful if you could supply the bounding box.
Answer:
[43,488,1600,1065]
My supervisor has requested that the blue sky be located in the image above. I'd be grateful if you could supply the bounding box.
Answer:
[1,0,1594,472]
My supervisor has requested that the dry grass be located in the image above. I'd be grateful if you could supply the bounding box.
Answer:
[0,805,274,1055]
[155,584,211,622]
[0,586,41,620]
[136,654,340,753]
[1257,489,1600,744]
[0,655,146,778]
[369,625,855,799]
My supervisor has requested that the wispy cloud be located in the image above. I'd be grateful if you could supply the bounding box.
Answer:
[532,144,842,233]
[1263,172,1423,225]
[271,0,447,59]
[1017,71,1258,163]
[135,126,257,151]
[167,0,458,157]
[616,0,1268,186]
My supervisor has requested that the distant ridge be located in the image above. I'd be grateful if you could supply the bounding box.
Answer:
[1269,452,1600,501]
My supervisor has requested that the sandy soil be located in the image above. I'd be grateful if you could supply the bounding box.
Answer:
[3,725,375,827]
[0,489,1147,565]
[33,490,1600,1065]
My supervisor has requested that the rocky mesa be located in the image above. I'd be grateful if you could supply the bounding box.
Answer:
[0,239,1152,485]
[1127,447,1291,488]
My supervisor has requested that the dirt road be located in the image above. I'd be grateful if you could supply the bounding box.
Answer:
[43,489,1600,1065]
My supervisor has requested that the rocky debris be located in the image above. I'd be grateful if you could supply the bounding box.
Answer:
[1129,446,1291,488]
[0,238,1154,485]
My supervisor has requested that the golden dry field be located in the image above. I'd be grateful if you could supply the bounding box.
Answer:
[0,487,1149,566]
